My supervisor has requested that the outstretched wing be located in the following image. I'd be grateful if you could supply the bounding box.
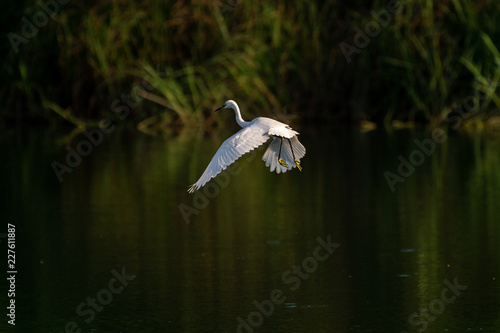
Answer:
[188,125,270,192]
[262,136,306,173]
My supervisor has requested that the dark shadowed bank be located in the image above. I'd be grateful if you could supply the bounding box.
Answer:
[2,0,500,131]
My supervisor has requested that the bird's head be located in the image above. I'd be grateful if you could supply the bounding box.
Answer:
[215,100,237,112]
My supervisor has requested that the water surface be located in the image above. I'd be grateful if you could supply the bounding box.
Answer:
[1,125,499,332]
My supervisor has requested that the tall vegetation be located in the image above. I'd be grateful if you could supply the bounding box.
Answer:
[2,0,499,129]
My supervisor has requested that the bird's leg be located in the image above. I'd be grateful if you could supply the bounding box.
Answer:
[288,139,302,171]
[278,137,288,167]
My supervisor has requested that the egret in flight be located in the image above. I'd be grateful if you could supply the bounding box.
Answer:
[188,100,306,193]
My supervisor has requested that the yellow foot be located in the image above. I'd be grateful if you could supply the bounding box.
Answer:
[294,159,302,171]
[278,158,288,167]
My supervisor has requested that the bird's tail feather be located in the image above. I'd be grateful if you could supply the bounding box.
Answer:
[262,136,305,173]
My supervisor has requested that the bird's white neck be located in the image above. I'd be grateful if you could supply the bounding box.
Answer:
[230,103,250,128]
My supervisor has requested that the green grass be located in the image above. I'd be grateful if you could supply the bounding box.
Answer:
[2,0,500,129]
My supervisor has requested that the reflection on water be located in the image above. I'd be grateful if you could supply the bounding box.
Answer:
[1,126,500,332]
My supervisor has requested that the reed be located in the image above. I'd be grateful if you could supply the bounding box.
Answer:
[2,0,499,129]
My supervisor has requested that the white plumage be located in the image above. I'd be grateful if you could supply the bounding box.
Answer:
[188,100,306,193]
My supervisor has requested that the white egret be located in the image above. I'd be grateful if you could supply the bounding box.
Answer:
[188,100,306,193]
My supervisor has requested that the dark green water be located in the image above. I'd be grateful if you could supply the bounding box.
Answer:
[1,125,499,332]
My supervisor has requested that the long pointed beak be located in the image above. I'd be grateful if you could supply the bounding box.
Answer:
[215,104,226,112]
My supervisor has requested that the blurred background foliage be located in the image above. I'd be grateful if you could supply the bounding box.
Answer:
[2,0,500,130]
